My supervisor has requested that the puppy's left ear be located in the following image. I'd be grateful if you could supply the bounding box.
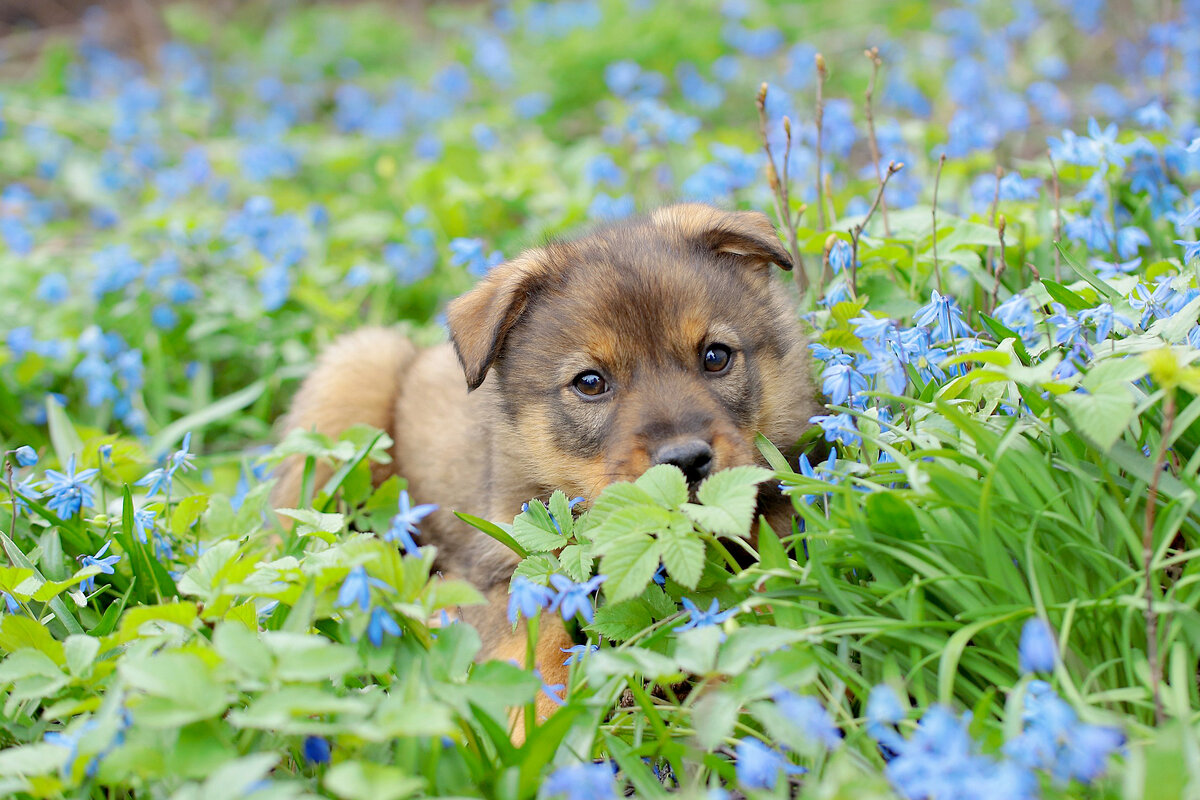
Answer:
[652,204,793,272]
[446,250,556,391]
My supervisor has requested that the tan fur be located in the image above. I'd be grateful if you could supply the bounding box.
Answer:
[272,204,818,736]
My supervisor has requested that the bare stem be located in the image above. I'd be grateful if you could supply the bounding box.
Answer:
[1048,150,1063,282]
[756,84,807,288]
[849,161,903,299]
[931,154,947,294]
[863,47,890,235]
[992,215,1007,314]
[815,53,827,231]
[4,456,16,565]
[1144,390,1174,726]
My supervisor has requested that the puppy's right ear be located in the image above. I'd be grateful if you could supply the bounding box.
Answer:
[446,251,556,391]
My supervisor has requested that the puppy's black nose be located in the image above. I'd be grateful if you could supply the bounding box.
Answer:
[654,440,714,484]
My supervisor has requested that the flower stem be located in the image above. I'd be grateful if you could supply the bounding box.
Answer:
[1143,389,1173,725]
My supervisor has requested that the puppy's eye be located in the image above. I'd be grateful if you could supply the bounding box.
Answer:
[572,371,610,398]
[702,344,732,373]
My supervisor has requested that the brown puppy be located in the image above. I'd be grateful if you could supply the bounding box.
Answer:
[272,203,817,726]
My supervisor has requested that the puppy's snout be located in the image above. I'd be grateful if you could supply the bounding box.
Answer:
[654,439,713,484]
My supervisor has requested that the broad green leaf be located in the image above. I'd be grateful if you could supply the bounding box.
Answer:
[588,598,653,642]
[547,490,577,538]
[598,532,662,603]
[1059,382,1136,452]
[510,504,566,554]
[276,508,346,540]
[658,520,704,589]
[634,464,688,508]
[690,466,773,538]
[557,544,594,583]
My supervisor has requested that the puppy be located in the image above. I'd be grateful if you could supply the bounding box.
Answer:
[272,203,817,726]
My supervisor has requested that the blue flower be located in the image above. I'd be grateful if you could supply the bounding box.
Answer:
[1006,681,1124,785]
[41,455,99,520]
[867,684,906,727]
[678,597,737,638]
[790,449,838,504]
[79,541,120,593]
[12,475,42,517]
[2,592,18,614]
[588,193,635,220]
[133,508,157,544]
[1089,256,1141,280]
[544,762,616,800]
[13,446,37,467]
[860,350,908,395]
[1018,618,1057,674]
[772,688,842,750]
[508,576,554,624]
[562,643,599,665]
[302,735,331,765]
[549,574,605,623]
[171,432,197,474]
[135,467,171,498]
[1078,303,1134,344]
[539,670,567,706]
[366,605,402,647]
[735,738,805,790]
[809,413,862,447]
[914,290,973,342]
[1175,239,1200,263]
[383,491,438,554]
[821,362,868,406]
[336,565,392,612]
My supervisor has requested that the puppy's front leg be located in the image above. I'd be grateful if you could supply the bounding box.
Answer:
[457,581,575,741]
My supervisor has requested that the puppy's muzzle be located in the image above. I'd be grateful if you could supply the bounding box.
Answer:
[653,439,714,484]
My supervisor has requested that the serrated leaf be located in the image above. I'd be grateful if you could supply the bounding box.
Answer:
[634,464,688,508]
[548,490,576,539]
[589,504,675,543]
[588,482,657,522]
[506,513,561,556]
[658,521,704,590]
[641,583,678,619]
[512,553,560,585]
[588,598,653,641]
[598,532,663,602]
[694,466,773,536]
[557,544,594,582]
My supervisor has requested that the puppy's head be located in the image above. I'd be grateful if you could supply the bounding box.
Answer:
[447,204,817,501]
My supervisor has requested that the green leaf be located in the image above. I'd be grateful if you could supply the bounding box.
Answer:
[512,553,560,585]
[45,399,84,468]
[634,464,688,508]
[658,520,704,589]
[0,532,82,636]
[149,379,267,456]
[690,466,773,537]
[1059,382,1136,452]
[170,494,210,536]
[276,508,346,541]
[510,503,567,554]
[598,532,663,603]
[547,490,577,539]
[557,544,594,583]
[1042,279,1091,311]
[456,512,527,558]
[588,598,653,641]
[865,492,923,541]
